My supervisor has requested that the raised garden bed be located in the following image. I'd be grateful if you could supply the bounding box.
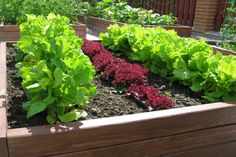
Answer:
[1,39,236,157]
[0,23,87,42]
[78,15,192,37]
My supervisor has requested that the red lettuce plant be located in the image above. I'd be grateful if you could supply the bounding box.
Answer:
[103,60,149,87]
[82,39,109,58]
[82,40,174,110]
[127,85,173,110]
[92,51,116,72]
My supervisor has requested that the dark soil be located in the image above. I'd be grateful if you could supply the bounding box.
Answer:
[7,45,48,128]
[7,45,208,128]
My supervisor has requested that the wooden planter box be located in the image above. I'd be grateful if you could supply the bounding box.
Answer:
[0,23,87,42]
[78,15,192,37]
[1,40,236,157]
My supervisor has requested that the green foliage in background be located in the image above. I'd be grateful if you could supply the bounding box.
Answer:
[219,0,236,51]
[0,0,89,24]
[88,0,177,25]
[16,14,96,124]
[100,24,236,102]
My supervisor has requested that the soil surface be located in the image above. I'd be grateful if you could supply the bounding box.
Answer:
[7,45,208,128]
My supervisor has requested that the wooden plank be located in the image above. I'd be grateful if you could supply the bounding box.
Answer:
[161,0,166,14]
[51,124,236,157]
[7,102,236,157]
[188,0,196,26]
[0,100,8,157]
[214,0,228,31]
[71,23,86,31]
[183,0,190,25]
[3,25,20,32]
[0,26,3,41]
[178,0,185,24]
[3,32,20,38]
[147,0,151,10]
[174,0,180,20]
[0,42,8,157]
[3,32,20,42]
[165,0,170,13]
[152,0,157,13]
[162,25,192,37]
[156,0,160,13]
[167,140,236,157]
[212,45,236,56]
[0,42,7,108]
[158,0,162,13]
[1,24,86,42]
[149,0,152,11]
[147,0,150,10]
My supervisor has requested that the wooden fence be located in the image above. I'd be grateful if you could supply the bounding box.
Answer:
[214,0,236,31]
[127,0,196,26]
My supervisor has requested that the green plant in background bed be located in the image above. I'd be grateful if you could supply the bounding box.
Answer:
[87,0,177,25]
[100,24,236,102]
[16,13,96,124]
[219,0,236,51]
[0,0,89,24]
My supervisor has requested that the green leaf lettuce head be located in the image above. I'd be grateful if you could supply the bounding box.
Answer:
[16,13,96,124]
[100,24,236,102]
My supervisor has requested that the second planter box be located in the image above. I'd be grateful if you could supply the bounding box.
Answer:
[0,23,87,42]
[78,15,192,37]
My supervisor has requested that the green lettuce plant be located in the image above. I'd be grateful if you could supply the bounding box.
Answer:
[16,14,96,124]
[100,24,236,102]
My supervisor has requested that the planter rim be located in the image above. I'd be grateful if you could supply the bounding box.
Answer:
[1,23,86,27]
[0,23,87,41]
[0,41,235,133]
[0,42,8,157]
[7,102,236,137]
[211,45,236,55]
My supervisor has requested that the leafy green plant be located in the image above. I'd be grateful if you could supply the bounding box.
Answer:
[88,0,177,25]
[0,0,88,24]
[16,14,96,124]
[100,24,236,102]
[219,0,236,51]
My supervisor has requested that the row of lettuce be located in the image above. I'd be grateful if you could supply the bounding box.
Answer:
[16,14,173,124]
[100,24,236,102]
[17,14,96,124]
[0,0,176,26]
[82,39,173,111]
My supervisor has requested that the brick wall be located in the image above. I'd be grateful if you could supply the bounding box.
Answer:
[193,0,219,32]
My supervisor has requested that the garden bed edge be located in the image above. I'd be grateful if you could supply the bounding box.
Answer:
[0,23,87,42]
[77,15,192,37]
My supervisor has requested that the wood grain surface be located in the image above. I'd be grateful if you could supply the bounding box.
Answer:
[0,24,86,42]
[51,125,236,157]
[0,42,9,157]
[7,102,236,157]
